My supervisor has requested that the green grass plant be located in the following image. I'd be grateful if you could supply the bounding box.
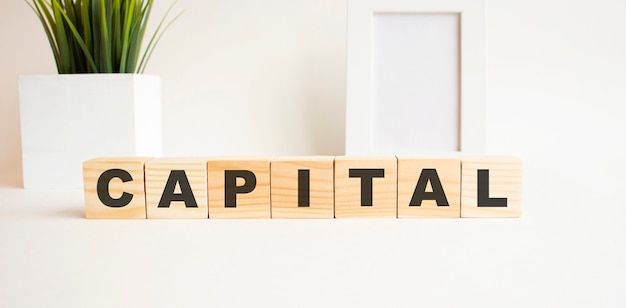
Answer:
[27,0,182,74]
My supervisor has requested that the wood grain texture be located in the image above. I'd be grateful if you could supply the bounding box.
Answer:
[208,158,271,219]
[83,157,153,219]
[270,156,334,218]
[145,158,209,219]
[397,157,460,218]
[461,156,522,218]
[334,156,397,218]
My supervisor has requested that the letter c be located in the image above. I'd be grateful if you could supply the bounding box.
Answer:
[97,169,134,208]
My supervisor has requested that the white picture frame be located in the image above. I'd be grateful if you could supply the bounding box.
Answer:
[345,0,485,155]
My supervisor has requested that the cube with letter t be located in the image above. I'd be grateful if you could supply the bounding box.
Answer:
[334,156,397,218]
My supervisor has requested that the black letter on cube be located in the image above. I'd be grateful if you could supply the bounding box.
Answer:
[224,170,257,208]
[298,169,310,207]
[349,169,385,206]
[477,169,507,207]
[409,169,449,206]
[158,170,198,208]
[97,169,134,208]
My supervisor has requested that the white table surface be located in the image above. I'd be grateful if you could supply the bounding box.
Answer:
[1,156,625,307]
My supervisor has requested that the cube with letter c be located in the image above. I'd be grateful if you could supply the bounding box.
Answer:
[83,157,152,219]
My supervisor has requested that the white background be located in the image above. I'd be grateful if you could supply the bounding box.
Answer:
[1,0,626,307]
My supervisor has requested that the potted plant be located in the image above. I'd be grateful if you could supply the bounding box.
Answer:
[19,0,181,189]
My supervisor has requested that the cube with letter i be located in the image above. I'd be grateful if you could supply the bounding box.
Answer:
[270,156,334,218]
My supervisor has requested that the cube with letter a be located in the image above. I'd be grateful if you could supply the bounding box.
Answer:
[397,157,461,218]
[145,157,209,219]
[83,157,152,219]
[270,156,334,218]
[334,156,397,218]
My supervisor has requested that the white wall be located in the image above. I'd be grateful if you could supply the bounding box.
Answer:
[4,0,623,170]
[0,0,347,175]
[1,0,626,306]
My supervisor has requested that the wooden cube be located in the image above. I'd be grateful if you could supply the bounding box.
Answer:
[461,156,522,218]
[83,157,152,219]
[334,156,397,218]
[208,158,271,218]
[145,158,209,219]
[397,157,461,218]
[270,156,334,218]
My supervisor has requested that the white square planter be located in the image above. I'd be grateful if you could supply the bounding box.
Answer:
[19,74,162,189]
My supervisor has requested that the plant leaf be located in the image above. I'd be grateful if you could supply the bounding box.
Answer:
[28,0,180,74]
[50,0,99,72]
[138,0,182,73]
